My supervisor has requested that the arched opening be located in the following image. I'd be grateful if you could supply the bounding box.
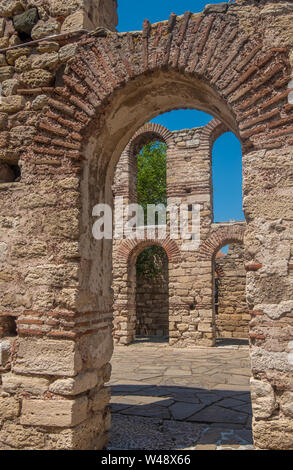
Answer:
[214,242,250,347]
[136,245,169,340]
[212,132,244,223]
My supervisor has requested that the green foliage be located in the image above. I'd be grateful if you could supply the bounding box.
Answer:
[136,245,168,279]
[136,141,167,278]
[137,141,167,224]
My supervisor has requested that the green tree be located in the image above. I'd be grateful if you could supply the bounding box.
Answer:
[137,141,167,224]
[136,141,167,278]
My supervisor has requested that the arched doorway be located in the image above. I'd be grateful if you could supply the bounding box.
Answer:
[8,11,292,450]
[214,242,250,345]
[136,245,169,340]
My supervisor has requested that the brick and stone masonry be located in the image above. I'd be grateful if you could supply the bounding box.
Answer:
[112,121,248,346]
[0,0,292,451]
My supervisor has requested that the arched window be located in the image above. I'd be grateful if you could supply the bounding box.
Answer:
[212,132,244,223]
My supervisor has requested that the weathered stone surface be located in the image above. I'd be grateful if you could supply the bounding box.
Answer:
[49,371,98,396]
[89,387,110,412]
[20,397,88,427]
[2,373,49,395]
[0,113,8,130]
[0,54,7,66]
[253,418,293,450]
[0,18,5,37]
[78,329,113,370]
[0,397,20,422]
[13,8,39,35]
[31,94,48,110]
[45,412,107,450]
[0,1,23,18]
[1,79,19,97]
[59,44,78,63]
[0,339,12,366]
[0,241,8,260]
[280,391,293,418]
[19,69,53,87]
[37,41,60,53]
[255,301,293,320]
[25,263,79,287]
[10,125,37,148]
[0,96,25,113]
[14,55,31,73]
[250,378,276,419]
[61,11,84,34]
[31,21,61,40]
[43,209,80,239]
[0,66,14,83]
[251,347,293,373]
[11,241,47,258]
[49,0,83,17]
[204,3,228,14]
[31,52,59,71]
[6,47,31,65]
[13,338,83,377]
[0,422,45,449]
[0,37,9,48]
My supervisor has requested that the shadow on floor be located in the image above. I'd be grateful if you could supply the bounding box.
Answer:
[134,335,169,344]
[109,383,253,450]
[216,338,249,348]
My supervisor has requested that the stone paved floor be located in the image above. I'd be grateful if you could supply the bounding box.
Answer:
[108,338,254,450]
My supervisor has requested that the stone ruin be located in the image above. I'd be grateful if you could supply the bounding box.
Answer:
[0,0,292,450]
[112,121,249,346]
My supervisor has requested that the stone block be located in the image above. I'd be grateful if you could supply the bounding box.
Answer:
[0,422,45,449]
[13,338,83,377]
[49,371,98,396]
[0,96,25,114]
[0,397,20,422]
[1,79,19,97]
[59,44,78,63]
[13,8,39,36]
[280,391,293,418]
[61,11,86,34]
[31,21,61,40]
[31,53,59,71]
[20,69,53,88]
[6,48,31,65]
[0,66,14,83]
[20,396,88,427]
[2,373,49,395]
[0,1,23,18]
[250,378,276,419]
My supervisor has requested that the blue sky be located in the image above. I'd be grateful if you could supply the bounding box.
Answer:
[117,1,244,224]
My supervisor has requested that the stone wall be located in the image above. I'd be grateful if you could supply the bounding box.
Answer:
[215,243,250,339]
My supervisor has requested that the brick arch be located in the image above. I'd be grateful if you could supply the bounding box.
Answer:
[199,224,246,260]
[117,237,181,265]
[128,123,174,157]
[200,118,230,148]
[28,10,293,166]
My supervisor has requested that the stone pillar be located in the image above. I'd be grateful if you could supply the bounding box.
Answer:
[0,153,114,449]
[243,146,293,450]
